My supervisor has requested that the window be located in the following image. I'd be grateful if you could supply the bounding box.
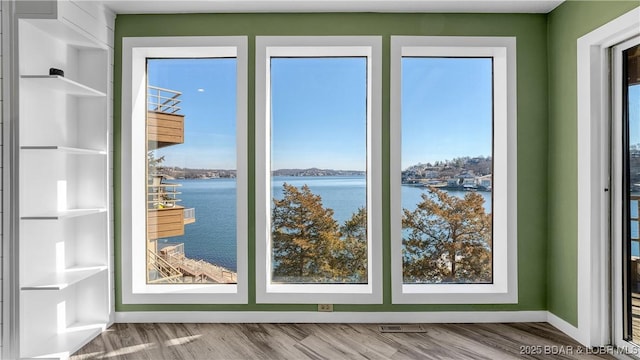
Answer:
[255,36,382,304]
[121,37,248,304]
[146,58,239,286]
[390,36,517,304]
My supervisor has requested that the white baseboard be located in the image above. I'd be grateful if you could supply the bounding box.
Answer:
[115,310,548,324]
[547,312,581,343]
[116,311,590,346]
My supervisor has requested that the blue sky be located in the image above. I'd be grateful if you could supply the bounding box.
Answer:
[148,56,494,171]
[148,58,237,169]
[401,57,493,169]
[630,85,640,146]
[271,57,367,171]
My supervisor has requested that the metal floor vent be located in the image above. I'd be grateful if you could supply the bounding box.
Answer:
[379,324,427,333]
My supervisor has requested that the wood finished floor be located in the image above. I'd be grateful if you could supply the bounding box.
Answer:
[71,322,614,360]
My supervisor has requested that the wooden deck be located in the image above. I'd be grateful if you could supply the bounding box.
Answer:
[71,322,613,360]
[159,244,237,284]
[171,255,237,283]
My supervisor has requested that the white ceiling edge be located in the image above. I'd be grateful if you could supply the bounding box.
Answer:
[103,0,565,15]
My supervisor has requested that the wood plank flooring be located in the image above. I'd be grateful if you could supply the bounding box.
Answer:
[71,322,614,360]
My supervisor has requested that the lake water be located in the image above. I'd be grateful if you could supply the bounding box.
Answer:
[159,176,493,271]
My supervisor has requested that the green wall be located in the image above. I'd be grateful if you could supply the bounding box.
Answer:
[546,1,640,327]
[114,13,549,312]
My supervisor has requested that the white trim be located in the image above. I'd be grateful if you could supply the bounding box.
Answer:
[612,35,640,353]
[121,36,248,304]
[577,7,640,347]
[255,36,383,304]
[104,0,565,15]
[389,36,518,304]
[547,312,581,343]
[115,310,548,324]
[3,1,20,359]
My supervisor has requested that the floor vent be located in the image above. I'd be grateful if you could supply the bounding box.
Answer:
[379,325,426,333]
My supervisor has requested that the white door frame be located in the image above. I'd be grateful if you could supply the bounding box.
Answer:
[611,35,640,353]
[576,7,640,348]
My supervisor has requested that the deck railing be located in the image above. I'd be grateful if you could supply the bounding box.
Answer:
[159,243,237,283]
[147,249,183,283]
[160,243,185,258]
[184,207,196,221]
[148,175,182,209]
[632,195,640,256]
[148,85,182,114]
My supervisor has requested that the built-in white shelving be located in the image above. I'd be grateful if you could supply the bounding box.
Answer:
[21,208,107,220]
[21,324,105,360]
[21,75,106,97]
[20,146,107,155]
[20,15,107,49]
[17,1,114,358]
[21,266,108,290]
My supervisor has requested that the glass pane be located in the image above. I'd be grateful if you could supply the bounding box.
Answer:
[401,57,493,284]
[625,43,640,343]
[146,58,238,284]
[270,57,368,284]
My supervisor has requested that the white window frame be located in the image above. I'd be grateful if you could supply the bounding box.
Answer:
[390,36,518,304]
[255,36,382,304]
[121,36,248,304]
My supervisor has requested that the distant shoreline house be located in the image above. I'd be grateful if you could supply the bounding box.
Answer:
[402,158,493,192]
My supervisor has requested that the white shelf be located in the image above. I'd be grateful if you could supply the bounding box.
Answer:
[21,266,107,290]
[21,75,106,97]
[21,208,107,220]
[21,17,106,49]
[22,322,107,359]
[18,8,112,359]
[21,145,107,155]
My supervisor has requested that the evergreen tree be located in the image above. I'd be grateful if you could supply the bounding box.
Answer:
[402,187,492,283]
[147,152,165,177]
[339,207,368,282]
[272,183,344,282]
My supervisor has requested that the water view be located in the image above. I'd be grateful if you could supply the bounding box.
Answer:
[147,55,495,284]
[160,175,493,272]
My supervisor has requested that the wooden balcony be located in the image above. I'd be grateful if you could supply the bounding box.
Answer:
[147,110,184,149]
[147,206,196,239]
[147,85,184,149]
[147,180,196,241]
[147,206,185,240]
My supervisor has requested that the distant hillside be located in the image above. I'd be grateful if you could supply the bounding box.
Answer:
[155,167,236,179]
[403,156,492,177]
[154,166,365,179]
[272,168,365,177]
